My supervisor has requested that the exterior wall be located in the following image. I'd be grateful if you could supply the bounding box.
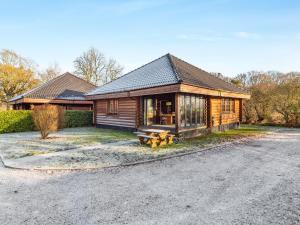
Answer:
[179,97,242,138]
[65,105,92,110]
[209,97,241,133]
[13,103,93,111]
[210,97,240,127]
[94,97,137,129]
[92,95,243,138]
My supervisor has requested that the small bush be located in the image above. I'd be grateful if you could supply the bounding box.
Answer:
[0,110,34,133]
[32,104,64,139]
[64,110,93,128]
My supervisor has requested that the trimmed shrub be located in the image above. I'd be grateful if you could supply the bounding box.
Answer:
[32,104,64,139]
[0,110,34,133]
[0,109,93,134]
[63,110,93,128]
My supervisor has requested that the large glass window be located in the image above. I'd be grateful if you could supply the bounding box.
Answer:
[191,96,196,125]
[180,95,185,127]
[196,97,200,125]
[200,98,206,125]
[185,95,191,126]
[180,94,207,128]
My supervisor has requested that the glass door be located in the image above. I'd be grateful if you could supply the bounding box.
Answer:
[144,97,154,125]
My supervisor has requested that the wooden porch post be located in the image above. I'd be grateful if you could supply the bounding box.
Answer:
[207,97,212,128]
[136,96,141,129]
[93,100,97,126]
[239,99,243,122]
[175,93,180,133]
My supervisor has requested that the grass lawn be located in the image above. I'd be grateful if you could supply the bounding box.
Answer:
[0,127,137,160]
[69,127,136,145]
[171,124,268,149]
[0,125,271,169]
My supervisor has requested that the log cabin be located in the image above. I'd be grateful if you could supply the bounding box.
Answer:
[10,72,95,110]
[86,54,250,138]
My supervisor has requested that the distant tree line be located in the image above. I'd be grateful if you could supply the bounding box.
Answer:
[212,71,300,126]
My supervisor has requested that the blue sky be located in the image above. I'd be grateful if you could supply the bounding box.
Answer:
[1,0,300,77]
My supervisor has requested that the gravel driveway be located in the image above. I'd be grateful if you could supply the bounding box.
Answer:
[0,128,299,225]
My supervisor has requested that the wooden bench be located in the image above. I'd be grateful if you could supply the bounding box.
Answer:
[136,129,177,148]
[137,134,159,148]
[166,134,175,144]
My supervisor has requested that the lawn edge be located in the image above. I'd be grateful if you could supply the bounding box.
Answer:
[0,133,268,172]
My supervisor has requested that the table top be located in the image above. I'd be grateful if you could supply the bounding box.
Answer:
[140,129,170,134]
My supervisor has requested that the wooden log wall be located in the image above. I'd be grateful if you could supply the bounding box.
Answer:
[210,97,240,127]
[94,97,137,128]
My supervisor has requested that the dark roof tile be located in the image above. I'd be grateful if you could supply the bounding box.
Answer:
[10,72,95,101]
[169,55,246,93]
[85,54,247,96]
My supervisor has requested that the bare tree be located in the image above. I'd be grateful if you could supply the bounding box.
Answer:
[73,47,123,86]
[0,49,37,71]
[39,63,61,83]
[104,58,123,84]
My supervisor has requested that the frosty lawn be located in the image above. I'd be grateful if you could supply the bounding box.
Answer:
[0,126,268,170]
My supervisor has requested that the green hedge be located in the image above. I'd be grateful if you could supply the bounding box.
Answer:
[63,110,93,128]
[0,110,93,134]
[0,110,34,133]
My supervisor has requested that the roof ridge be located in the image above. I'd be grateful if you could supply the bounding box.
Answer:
[169,54,246,93]
[10,72,95,102]
[167,53,182,83]
[169,54,211,75]
[86,53,175,95]
[86,53,248,96]
[11,73,67,101]
[65,72,96,87]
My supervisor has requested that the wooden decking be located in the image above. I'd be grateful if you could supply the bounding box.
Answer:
[138,125,176,133]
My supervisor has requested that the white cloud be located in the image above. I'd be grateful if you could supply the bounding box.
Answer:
[234,31,260,39]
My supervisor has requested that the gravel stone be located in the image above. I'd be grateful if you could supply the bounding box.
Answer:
[0,128,299,225]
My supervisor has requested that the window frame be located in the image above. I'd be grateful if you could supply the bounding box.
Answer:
[107,99,119,115]
[221,98,235,114]
[180,94,207,128]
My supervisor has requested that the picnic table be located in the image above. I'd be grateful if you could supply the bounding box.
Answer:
[135,129,175,148]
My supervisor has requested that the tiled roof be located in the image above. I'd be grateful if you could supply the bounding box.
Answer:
[86,53,247,96]
[169,55,245,93]
[10,72,95,102]
[86,55,178,96]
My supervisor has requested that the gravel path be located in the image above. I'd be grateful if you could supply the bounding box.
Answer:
[0,128,299,225]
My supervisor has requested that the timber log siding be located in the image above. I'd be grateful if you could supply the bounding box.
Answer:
[93,95,243,136]
[210,98,241,127]
[94,97,138,129]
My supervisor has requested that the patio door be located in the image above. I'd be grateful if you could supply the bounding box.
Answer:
[144,97,154,125]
